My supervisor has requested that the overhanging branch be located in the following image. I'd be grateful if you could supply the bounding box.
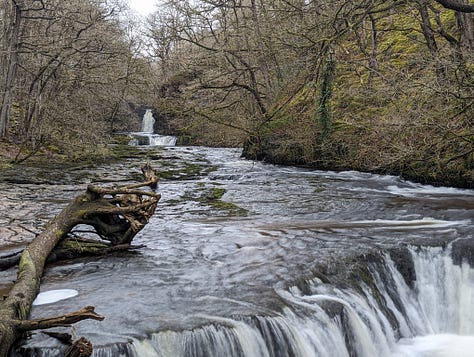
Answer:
[433,0,474,12]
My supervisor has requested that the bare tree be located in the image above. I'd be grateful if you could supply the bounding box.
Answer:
[0,0,22,138]
[0,0,154,159]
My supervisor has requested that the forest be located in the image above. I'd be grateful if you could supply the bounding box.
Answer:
[0,1,473,355]
[0,0,473,186]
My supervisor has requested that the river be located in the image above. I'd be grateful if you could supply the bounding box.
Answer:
[0,146,473,356]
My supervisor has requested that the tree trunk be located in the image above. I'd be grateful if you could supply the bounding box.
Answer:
[0,164,159,356]
[0,1,22,138]
[455,2,474,51]
[418,1,439,56]
[368,14,379,84]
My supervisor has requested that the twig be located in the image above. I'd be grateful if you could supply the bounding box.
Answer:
[16,306,104,332]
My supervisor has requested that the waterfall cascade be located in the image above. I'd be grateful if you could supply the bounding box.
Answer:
[129,109,177,146]
[141,109,155,133]
[17,245,461,357]
[125,245,473,357]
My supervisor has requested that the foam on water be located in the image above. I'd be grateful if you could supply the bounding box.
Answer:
[386,184,474,197]
[149,134,177,146]
[260,218,470,231]
[32,289,78,306]
[392,334,474,357]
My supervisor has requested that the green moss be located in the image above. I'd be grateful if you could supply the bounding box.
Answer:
[17,301,30,320]
[17,251,35,281]
[0,161,12,170]
[59,239,109,254]
[348,261,385,308]
[109,144,144,159]
[208,199,247,215]
[157,162,215,181]
[203,186,247,215]
[207,187,226,200]
[167,184,247,216]
[111,135,133,145]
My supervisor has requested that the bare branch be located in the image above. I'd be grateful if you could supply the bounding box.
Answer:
[16,306,104,332]
[433,0,474,12]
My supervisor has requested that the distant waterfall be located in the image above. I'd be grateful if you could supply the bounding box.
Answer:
[141,109,155,133]
[129,109,177,146]
[128,245,473,357]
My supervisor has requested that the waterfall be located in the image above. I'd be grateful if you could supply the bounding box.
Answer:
[141,109,155,133]
[149,135,177,146]
[19,245,474,356]
[128,109,177,146]
[128,245,473,357]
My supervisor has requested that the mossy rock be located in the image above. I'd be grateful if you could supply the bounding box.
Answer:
[168,184,247,216]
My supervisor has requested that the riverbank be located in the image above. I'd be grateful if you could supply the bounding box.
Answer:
[0,141,20,166]
[146,1,473,190]
[242,131,474,189]
[0,137,141,169]
[2,136,472,189]
[240,66,473,190]
[0,139,98,168]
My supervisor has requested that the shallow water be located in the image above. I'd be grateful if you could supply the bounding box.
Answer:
[0,146,473,355]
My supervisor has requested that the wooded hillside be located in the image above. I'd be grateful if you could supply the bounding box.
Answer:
[0,0,472,186]
[146,0,473,187]
[0,0,156,162]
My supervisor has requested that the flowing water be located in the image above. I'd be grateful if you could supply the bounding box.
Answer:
[141,109,155,133]
[0,146,473,357]
[128,109,178,147]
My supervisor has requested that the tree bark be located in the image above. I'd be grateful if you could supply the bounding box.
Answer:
[368,14,379,84]
[418,1,439,56]
[455,1,474,50]
[434,0,474,13]
[0,1,22,138]
[0,164,160,356]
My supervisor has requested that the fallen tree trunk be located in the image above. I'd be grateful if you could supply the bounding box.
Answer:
[0,164,160,356]
[0,237,146,270]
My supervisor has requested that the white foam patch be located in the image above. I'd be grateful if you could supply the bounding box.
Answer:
[351,218,471,229]
[261,218,470,231]
[33,289,78,306]
[387,185,474,197]
[392,334,474,357]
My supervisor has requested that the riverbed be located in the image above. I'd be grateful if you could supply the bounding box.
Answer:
[1,146,473,356]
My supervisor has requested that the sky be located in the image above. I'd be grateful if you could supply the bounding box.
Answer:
[128,0,157,16]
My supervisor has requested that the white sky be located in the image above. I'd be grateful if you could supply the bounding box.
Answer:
[128,0,157,16]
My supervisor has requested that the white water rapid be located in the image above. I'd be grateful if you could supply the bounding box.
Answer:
[129,109,177,146]
[127,245,474,357]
